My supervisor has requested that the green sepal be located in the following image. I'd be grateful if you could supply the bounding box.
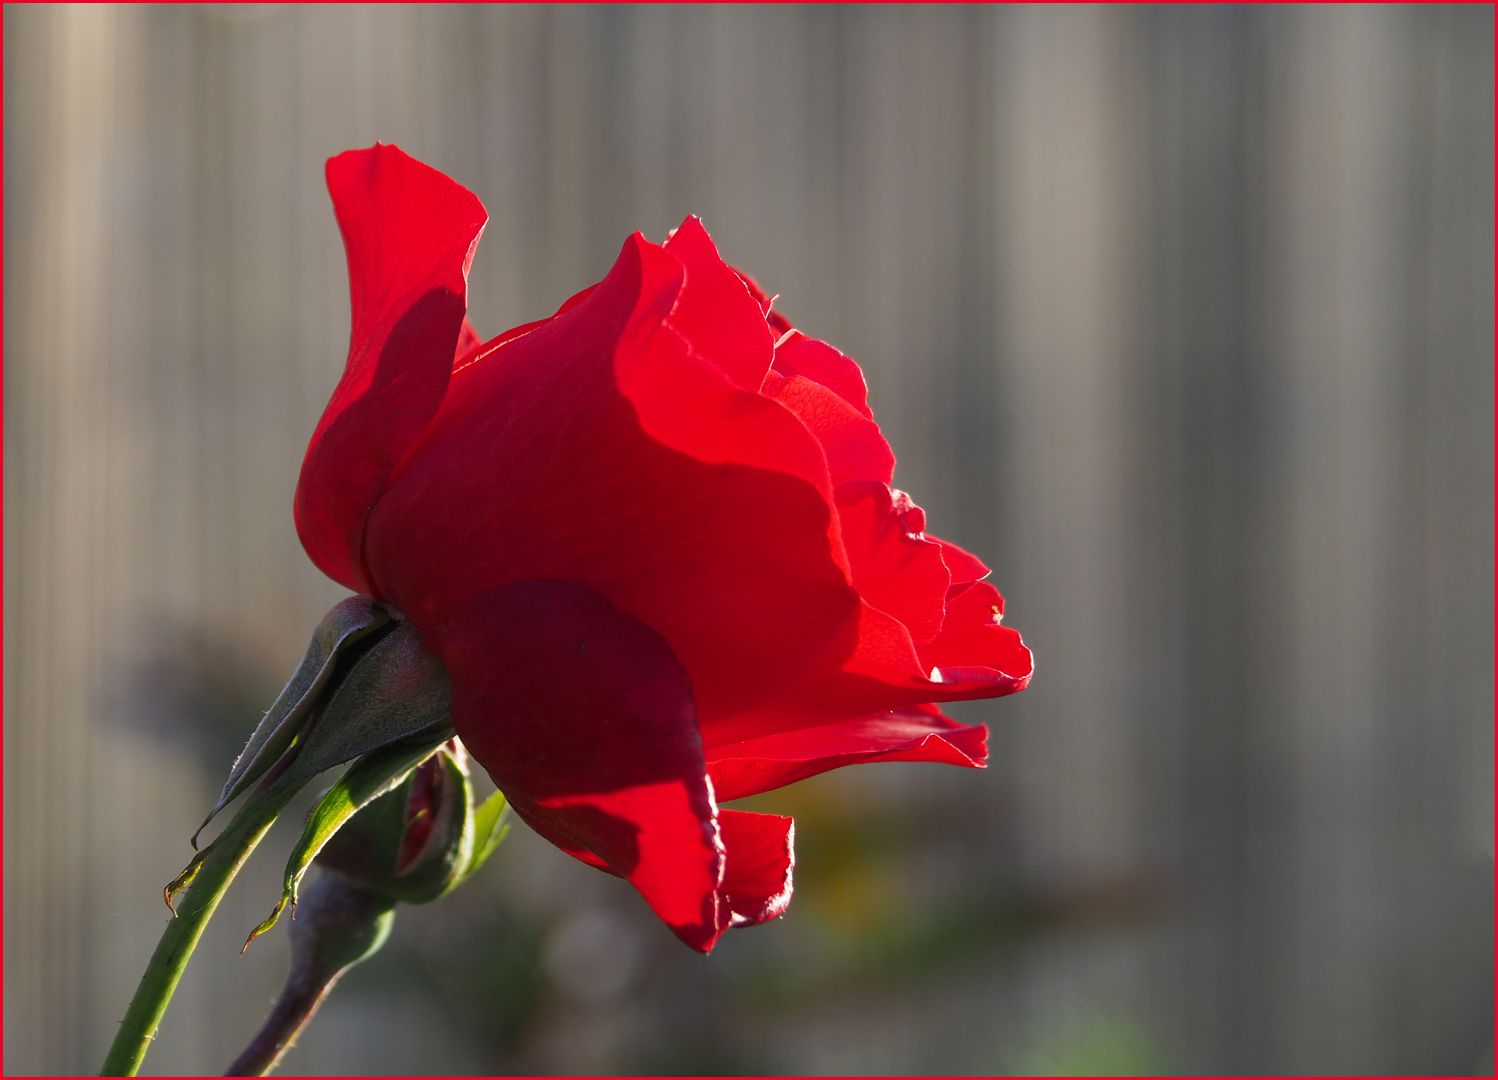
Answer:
[455,789,511,886]
[278,623,454,788]
[167,764,306,913]
[315,746,477,905]
[242,733,450,951]
[162,849,208,914]
[194,597,389,845]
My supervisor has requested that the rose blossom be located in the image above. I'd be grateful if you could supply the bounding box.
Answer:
[295,144,1032,951]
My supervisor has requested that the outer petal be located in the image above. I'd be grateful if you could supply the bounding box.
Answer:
[295,144,487,591]
[662,217,776,391]
[716,810,794,928]
[367,233,860,722]
[454,282,603,376]
[702,601,925,746]
[708,705,986,801]
[434,580,725,951]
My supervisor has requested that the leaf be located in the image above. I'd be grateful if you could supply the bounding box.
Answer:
[194,597,389,845]
[242,733,449,951]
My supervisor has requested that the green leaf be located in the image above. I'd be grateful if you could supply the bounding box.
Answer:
[242,733,448,951]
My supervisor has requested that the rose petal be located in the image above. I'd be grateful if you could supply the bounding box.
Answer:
[835,481,950,646]
[367,233,860,722]
[295,144,487,591]
[662,217,776,392]
[732,265,794,336]
[453,316,484,369]
[703,600,924,746]
[617,296,839,511]
[930,534,992,598]
[708,706,987,801]
[761,372,895,488]
[772,333,874,419]
[716,809,794,929]
[919,580,1033,686]
[455,282,603,375]
[708,595,1027,747]
[434,580,725,951]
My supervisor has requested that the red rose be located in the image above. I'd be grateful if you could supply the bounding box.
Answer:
[296,144,1032,952]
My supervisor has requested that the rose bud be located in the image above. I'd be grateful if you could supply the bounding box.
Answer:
[224,742,509,1076]
[293,143,1033,952]
[314,740,509,905]
[236,737,510,949]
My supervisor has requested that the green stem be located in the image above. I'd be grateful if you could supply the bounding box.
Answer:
[224,875,396,1076]
[100,781,302,1077]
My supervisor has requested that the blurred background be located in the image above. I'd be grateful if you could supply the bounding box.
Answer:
[4,4,1492,1076]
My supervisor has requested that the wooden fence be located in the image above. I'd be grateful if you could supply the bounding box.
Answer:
[5,5,1491,1075]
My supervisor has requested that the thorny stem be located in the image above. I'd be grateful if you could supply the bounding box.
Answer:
[100,780,302,1077]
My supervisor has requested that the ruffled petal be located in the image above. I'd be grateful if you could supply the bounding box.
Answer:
[930,534,991,599]
[732,266,795,336]
[295,144,487,591]
[619,296,840,515]
[366,233,859,722]
[835,481,949,647]
[772,333,873,419]
[918,579,1023,666]
[662,217,776,392]
[708,705,986,801]
[707,592,1028,747]
[761,372,895,488]
[716,809,794,928]
[916,581,1036,707]
[702,600,924,746]
[434,580,725,951]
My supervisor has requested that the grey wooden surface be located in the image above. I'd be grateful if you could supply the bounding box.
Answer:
[4,5,1491,1076]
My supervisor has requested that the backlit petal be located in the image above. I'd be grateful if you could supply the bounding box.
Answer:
[367,234,859,723]
[295,145,486,591]
[716,810,794,929]
[708,706,986,801]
